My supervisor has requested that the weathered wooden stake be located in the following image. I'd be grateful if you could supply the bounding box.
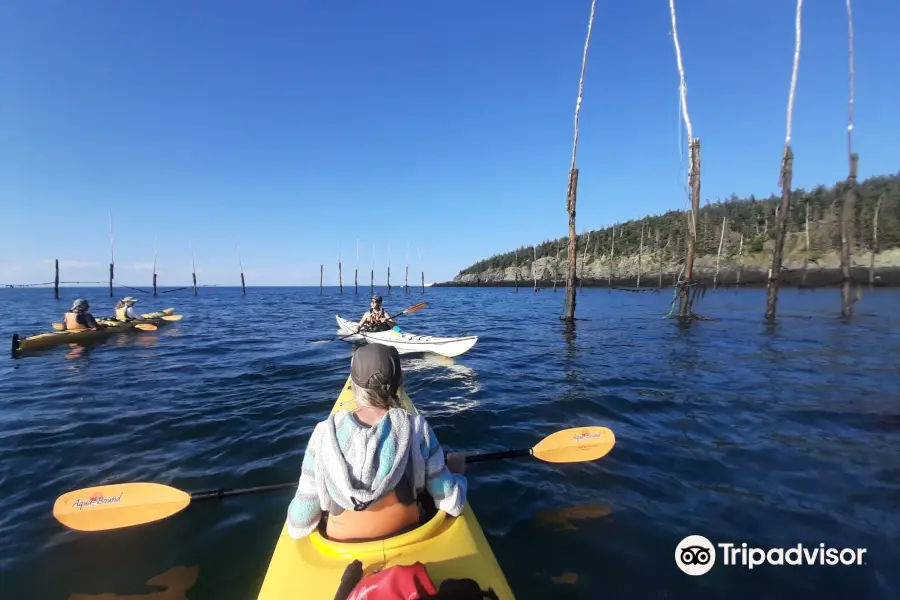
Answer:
[153,237,158,297]
[765,0,802,321]
[765,147,793,319]
[421,271,425,294]
[580,231,591,291]
[564,169,579,320]
[608,225,615,288]
[840,155,858,317]
[108,210,115,297]
[514,248,519,293]
[533,246,539,291]
[869,194,882,287]
[656,229,663,288]
[737,233,744,285]
[678,139,701,318]
[54,259,60,299]
[387,265,391,294]
[637,221,644,288]
[338,260,343,295]
[320,264,323,295]
[802,200,810,286]
[355,239,359,294]
[840,0,857,317]
[191,245,198,296]
[714,216,726,289]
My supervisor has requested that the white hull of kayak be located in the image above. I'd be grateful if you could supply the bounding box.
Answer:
[335,315,478,358]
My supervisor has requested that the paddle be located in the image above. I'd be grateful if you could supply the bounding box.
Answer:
[159,315,183,322]
[338,301,428,341]
[52,322,158,332]
[51,425,615,532]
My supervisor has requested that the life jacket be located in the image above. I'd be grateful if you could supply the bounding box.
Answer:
[64,312,88,330]
[370,308,388,324]
[337,561,500,600]
[115,306,133,321]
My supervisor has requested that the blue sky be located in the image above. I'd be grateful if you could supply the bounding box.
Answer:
[2,0,897,286]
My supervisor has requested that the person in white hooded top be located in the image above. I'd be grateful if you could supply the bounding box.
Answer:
[286,343,467,542]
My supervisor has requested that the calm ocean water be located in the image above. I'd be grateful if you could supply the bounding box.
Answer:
[1,285,898,600]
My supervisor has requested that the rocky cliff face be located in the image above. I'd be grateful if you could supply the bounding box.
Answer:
[451,234,900,286]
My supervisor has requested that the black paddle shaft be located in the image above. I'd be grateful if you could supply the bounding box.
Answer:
[190,482,297,501]
[464,448,532,464]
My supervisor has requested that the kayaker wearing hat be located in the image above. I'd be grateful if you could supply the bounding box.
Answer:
[62,299,106,331]
[285,343,467,542]
[114,296,141,321]
[358,295,396,332]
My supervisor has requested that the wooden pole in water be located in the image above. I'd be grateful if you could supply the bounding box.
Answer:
[670,0,701,319]
[737,233,744,285]
[386,244,391,294]
[714,216,726,289]
[563,0,595,323]
[370,244,375,295]
[533,246,539,291]
[678,139,701,318]
[191,243,198,296]
[514,247,519,292]
[153,236,158,297]
[54,259,60,299]
[338,242,343,295]
[869,194,882,287]
[802,200,810,286]
[656,229,663,289]
[108,210,115,297]
[608,225,615,288]
[840,0,857,318]
[355,239,359,294]
[419,247,424,295]
[234,235,246,296]
[637,221,644,288]
[320,264,323,295]
[840,156,858,316]
[404,241,409,294]
[766,0,802,321]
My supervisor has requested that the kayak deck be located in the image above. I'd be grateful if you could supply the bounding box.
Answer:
[11,308,177,356]
[335,315,478,358]
[255,376,514,599]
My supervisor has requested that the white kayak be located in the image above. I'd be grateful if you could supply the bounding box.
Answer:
[335,315,478,358]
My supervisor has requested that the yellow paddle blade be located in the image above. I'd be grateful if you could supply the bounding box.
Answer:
[53,483,191,532]
[159,314,183,321]
[531,426,616,463]
[135,324,158,331]
[52,323,63,330]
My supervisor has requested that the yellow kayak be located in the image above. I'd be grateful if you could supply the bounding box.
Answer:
[255,375,515,599]
[11,308,177,356]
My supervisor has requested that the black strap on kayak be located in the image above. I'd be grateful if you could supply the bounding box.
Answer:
[333,560,363,600]
[422,580,500,600]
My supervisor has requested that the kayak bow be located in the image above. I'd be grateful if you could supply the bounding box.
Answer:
[255,375,515,599]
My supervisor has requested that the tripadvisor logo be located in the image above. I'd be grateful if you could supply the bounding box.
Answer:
[675,535,868,575]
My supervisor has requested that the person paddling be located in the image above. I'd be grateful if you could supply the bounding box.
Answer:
[285,343,467,542]
[114,296,141,321]
[62,299,107,331]
[358,295,396,332]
